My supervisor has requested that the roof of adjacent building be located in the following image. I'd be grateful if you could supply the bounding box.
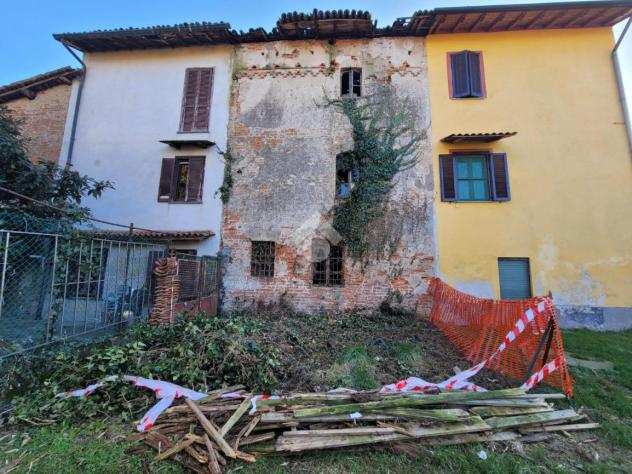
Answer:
[0,67,81,104]
[88,229,215,241]
[53,1,632,52]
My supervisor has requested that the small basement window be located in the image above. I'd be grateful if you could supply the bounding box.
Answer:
[498,258,532,300]
[313,242,344,286]
[251,241,275,277]
[341,68,362,98]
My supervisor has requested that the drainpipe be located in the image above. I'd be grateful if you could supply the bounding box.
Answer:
[612,16,632,155]
[62,42,86,167]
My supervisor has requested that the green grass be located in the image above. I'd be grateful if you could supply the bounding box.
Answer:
[0,420,183,473]
[563,329,632,449]
[2,330,631,473]
[321,346,379,390]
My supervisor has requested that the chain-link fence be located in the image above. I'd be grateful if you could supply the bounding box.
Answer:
[0,229,167,358]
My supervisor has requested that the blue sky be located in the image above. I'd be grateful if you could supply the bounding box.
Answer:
[1,0,630,100]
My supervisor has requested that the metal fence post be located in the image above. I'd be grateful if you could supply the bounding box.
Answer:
[0,232,10,321]
[45,235,59,341]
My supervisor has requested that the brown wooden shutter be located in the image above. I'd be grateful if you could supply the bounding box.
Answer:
[450,52,470,98]
[439,154,456,201]
[158,158,175,202]
[490,153,510,201]
[194,69,213,131]
[179,68,213,133]
[468,52,484,98]
[186,157,205,202]
[180,69,199,132]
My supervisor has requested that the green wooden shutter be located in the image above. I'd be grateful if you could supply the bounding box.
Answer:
[498,258,532,300]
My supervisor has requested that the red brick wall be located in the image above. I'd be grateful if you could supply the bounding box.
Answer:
[221,38,436,314]
[5,84,73,164]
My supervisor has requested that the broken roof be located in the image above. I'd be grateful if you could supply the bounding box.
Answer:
[53,1,632,53]
[0,67,81,103]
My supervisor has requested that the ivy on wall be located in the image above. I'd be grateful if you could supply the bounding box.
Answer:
[217,149,234,205]
[325,86,425,262]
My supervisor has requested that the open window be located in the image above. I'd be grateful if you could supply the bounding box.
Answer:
[157,156,205,203]
[448,51,485,99]
[313,242,344,286]
[341,68,362,98]
[336,153,359,198]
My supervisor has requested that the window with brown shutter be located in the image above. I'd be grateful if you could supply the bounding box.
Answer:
[157,156,205,203]
[179,68,214,133]
[448,51,485,99]
[439,152,510,202]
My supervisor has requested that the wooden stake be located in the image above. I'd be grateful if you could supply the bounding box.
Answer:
[293,388,526,418]
[154,435,196,461]
[204,434,222,474]
[220,395,252,436]
[185,398,237,459]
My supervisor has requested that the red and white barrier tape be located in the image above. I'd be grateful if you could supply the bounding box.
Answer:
[381,298,558,394]
[57,375,243,432]
[521,355,564,391]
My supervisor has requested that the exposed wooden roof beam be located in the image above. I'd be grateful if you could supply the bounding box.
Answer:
[468,13,486,32]
[586,7,627,27]
[565,9,595,27]
[488,12,507,31]
[429,14,446,34]
[505,11,527,30]
[450,14,467,33]
[525,10,546,29]
[579,8,609,27]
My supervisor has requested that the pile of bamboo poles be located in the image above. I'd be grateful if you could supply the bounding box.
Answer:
[149,257,180,326]
[132,386,598,473]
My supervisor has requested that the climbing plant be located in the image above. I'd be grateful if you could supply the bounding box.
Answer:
[217,149,234,205]
[324,86,425,262]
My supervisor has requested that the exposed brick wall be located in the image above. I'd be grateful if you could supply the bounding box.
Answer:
[5,84,73,163]
[221,38,436,314]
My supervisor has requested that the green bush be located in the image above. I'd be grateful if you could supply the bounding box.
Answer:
[2,313,282,424]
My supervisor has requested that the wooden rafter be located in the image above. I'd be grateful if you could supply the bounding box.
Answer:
[579,8,609,27]
[505,11,527,30]
[450,14,467,33]
[488,12,507,31]
[468,13,486,32]
[524,11,546,29]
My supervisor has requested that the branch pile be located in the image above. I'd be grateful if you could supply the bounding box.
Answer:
[133,386,598,472]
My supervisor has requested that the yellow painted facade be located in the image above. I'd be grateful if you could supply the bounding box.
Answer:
[426,28,632,307]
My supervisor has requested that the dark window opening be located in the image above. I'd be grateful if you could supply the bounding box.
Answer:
[157,156,205,203]
[336,153,359,198]
[341,68,362,97]
[251,241,275,277]
[174,160,190,202]
[449,51,485,99]
[439,153,510,202]
[313,243,344,286]
[498,258,532,300]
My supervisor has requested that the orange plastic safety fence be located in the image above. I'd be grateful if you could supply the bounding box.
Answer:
[428,278,573,396]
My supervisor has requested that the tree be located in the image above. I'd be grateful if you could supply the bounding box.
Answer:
[0,105,112,231]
